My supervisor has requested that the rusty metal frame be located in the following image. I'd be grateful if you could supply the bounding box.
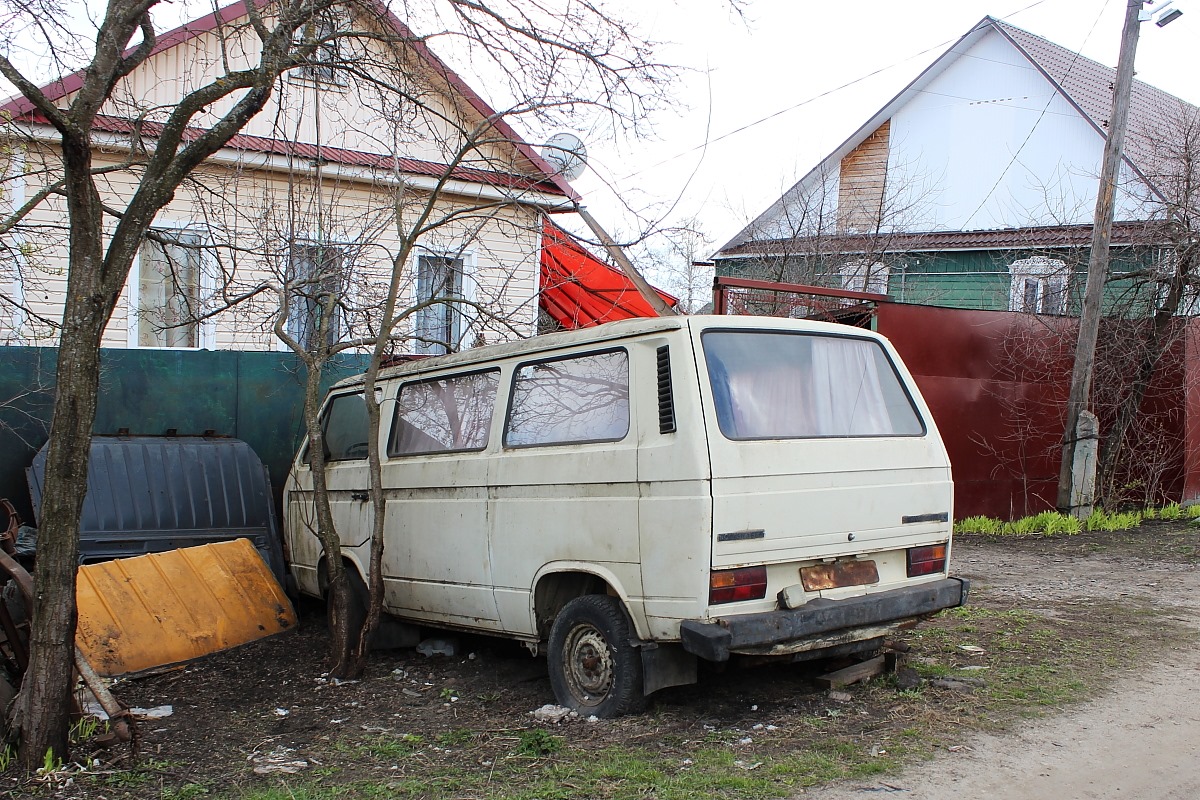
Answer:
[712,276,891,317]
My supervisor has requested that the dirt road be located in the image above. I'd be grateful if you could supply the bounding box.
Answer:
[804,533,1200,800]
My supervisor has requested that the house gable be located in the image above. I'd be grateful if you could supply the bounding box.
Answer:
[722,16,1191,253]
[2,0,572,199]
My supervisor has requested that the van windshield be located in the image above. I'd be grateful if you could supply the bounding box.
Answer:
[702,330,924,440]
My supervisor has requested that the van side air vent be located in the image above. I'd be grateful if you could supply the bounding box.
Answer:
[656,345,676,434]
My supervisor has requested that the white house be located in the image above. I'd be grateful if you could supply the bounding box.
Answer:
[715,16,1197,315]
[0,0,578,353]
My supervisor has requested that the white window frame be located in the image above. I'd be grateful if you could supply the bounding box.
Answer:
[2,146,28,338]
[1009,257,1068,315]
[281,236,354,353]
[412,248,478,355]
[126,222,216,350]
[1151,249,1200,316]
[839,260,889,295]
[292,9,349,86]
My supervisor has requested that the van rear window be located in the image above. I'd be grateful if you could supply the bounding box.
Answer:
[505,350,630,447]
[389,370,500,456]
[702,331,924,440]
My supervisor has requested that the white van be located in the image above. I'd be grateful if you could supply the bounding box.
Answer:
[284,315,968,716]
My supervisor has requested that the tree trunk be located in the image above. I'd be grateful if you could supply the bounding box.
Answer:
[299,352,357,678]
[16,290,107,767]
[14,129,115,767]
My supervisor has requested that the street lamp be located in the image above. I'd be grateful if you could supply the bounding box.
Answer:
[1140,0,1183,26]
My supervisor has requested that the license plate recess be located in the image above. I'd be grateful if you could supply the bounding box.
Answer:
[799,559,879,592]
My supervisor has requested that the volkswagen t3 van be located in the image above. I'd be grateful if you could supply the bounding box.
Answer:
[284,315,968,716]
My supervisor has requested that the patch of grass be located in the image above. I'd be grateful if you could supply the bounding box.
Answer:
[953,506,1200,537]
[435,729,474,747]
[954,515,1002,535]
[162,784,210,800]
[1086,509,1143,531]
[352,733,426,760]
[515,729,563,757]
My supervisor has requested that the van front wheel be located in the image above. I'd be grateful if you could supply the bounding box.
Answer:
[547,595,646,717]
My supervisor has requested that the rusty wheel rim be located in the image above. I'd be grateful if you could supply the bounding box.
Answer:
[562,622,613,707]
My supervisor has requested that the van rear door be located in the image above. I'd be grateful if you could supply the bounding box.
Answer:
[695,322,953,590]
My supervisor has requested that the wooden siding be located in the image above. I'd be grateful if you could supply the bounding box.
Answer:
[56,8,530,176]
[3,6,553,351]
[3,145,540,351]
[716,245,1159,315]
[837,120,889,234]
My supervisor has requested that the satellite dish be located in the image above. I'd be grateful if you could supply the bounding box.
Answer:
[540,132,588,181]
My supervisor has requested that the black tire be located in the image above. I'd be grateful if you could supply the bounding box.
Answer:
[547,594,646,718]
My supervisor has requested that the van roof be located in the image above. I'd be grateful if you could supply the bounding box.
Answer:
[333,314,884,388]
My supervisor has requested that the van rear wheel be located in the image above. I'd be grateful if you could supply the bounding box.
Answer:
[547,595,646,718]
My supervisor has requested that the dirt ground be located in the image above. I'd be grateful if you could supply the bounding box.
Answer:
[804,525,1200,800]
[4,522,1199,799]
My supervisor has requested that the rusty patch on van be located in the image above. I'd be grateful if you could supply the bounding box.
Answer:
[800,560,880,592]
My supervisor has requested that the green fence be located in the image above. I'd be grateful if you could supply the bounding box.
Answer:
[0,347,369,521]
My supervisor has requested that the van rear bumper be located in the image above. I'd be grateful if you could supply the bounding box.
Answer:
[679,577,970,662]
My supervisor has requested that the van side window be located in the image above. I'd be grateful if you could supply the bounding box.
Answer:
[323,392,370,461]
[505,350,630,447]
[389,370,500,456]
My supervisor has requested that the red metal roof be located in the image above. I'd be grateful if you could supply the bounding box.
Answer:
[717,221,1164,259]
[540,220,677,328]
[17,112,564,194]
[1,0,576,200]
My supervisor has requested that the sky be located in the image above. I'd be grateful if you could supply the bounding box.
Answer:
[562,0,1200,253]
[3,0,1196,257]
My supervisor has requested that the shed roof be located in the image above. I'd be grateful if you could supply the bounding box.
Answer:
[717,221,1163,260]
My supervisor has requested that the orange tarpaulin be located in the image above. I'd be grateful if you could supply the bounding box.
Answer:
[540,220,678,329]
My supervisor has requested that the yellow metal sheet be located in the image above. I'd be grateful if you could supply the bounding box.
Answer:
[76,538,296,677]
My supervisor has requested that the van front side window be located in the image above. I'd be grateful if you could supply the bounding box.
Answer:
[703,331,924,440]
[389,370,500,455]
[505,350,630,447]
[323,392,369,461]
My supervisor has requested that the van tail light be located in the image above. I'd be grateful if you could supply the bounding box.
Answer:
[907,543,948,577]
[709,566,768,605]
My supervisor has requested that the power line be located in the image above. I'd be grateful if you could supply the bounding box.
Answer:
[959,0,1111,229]
[616,0,1057,185]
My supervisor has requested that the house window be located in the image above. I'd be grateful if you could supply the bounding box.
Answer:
[295,10,344,83]
[414,254,465,355]
[287,243,346,352]
[137,230,203,348]
[1009,257,1067,315]
[840,261,889,295]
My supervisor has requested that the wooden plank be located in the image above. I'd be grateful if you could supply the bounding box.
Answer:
[813,654,887,689]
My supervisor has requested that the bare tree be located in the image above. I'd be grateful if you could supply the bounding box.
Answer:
[2,0,677,761]
[1093,102,1200,495]
[639,214,713,313]
[716,162,938,317]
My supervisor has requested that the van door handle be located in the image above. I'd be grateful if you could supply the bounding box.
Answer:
[350,492,369,502]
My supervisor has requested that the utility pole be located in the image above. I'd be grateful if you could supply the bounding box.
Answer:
[1057,0,1143,516]
[575,205,678,317]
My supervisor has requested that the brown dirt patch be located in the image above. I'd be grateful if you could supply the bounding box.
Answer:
[3,522,1198,799]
